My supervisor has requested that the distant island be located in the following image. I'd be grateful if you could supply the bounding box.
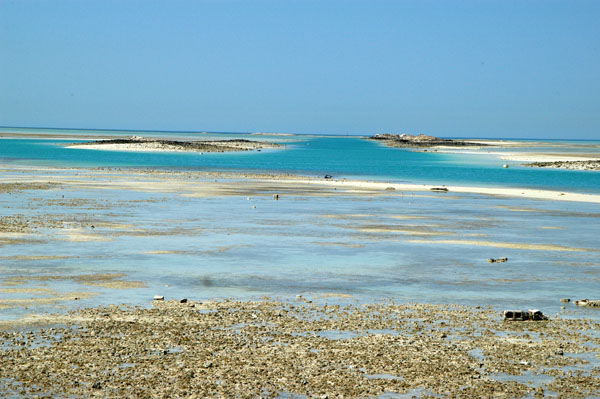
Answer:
[66,136,283,153]
[366,133,486,148]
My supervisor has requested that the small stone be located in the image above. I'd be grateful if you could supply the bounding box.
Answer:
[153,295,164,301]
[180,298,188,303]
[560,298,571,303]
[519,361,530,366]
[503,164,509,168]
[273,194,279,200]
[92,381,102,389]
[202,361,213,368]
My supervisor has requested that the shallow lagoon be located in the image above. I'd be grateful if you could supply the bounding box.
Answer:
[1,165,599,321]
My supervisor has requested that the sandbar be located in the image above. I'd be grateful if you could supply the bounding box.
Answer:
[66,137,283,153]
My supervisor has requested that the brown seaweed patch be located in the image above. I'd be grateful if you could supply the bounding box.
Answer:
[91,222,137,229]
[494,205,544,213]
[0,291,96,309]
[0,182,59,194]
[408,239,594,252]
[84,280,146,289]
[0,287,56,294]
[316,292,354,298]
[388,215,428,220]
[142,250,183,255]
[201,245,250,256]
[2,273,145,289]
[312,242,365,248]
[320,214,375,219]
[0,255,72,261]
[357,224,452,236]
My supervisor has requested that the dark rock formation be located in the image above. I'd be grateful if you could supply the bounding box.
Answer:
[366,133,485,148]
[525,161,600,171]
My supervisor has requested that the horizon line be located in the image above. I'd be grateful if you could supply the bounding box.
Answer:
[0,125,597,141]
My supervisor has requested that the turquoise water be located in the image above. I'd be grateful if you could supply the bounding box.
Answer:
[2,128,600,193]
[1,128,600,321]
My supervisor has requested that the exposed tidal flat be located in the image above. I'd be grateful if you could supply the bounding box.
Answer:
[1,130,600,397]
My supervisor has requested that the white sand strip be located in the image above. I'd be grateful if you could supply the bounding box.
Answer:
[276,178,600,204]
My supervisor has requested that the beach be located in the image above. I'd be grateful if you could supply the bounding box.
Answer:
[426,139,600,171]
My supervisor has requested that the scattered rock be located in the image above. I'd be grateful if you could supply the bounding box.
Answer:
[153,295,164,301]
[273,194,279,200]
[503,164,509,168]
[430,187,448,192]
[504,309,547,321]
[1,299,597,398]
[180,298,188,304]
[575,299,600,307]
[487,257,508,263]
[560,298,571,303]
[324,175,332,179]
[525,160,600,171]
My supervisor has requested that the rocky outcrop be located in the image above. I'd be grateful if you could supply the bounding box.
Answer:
[525,161,600,171]
[367,133,485,148]
[68,136,283,153]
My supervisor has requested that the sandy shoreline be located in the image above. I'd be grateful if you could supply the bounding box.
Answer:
[431,141,600,170]
[65,137,283,153]
[275,177,600,204]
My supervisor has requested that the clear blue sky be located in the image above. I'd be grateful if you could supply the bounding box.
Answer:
[1,0,599,138]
